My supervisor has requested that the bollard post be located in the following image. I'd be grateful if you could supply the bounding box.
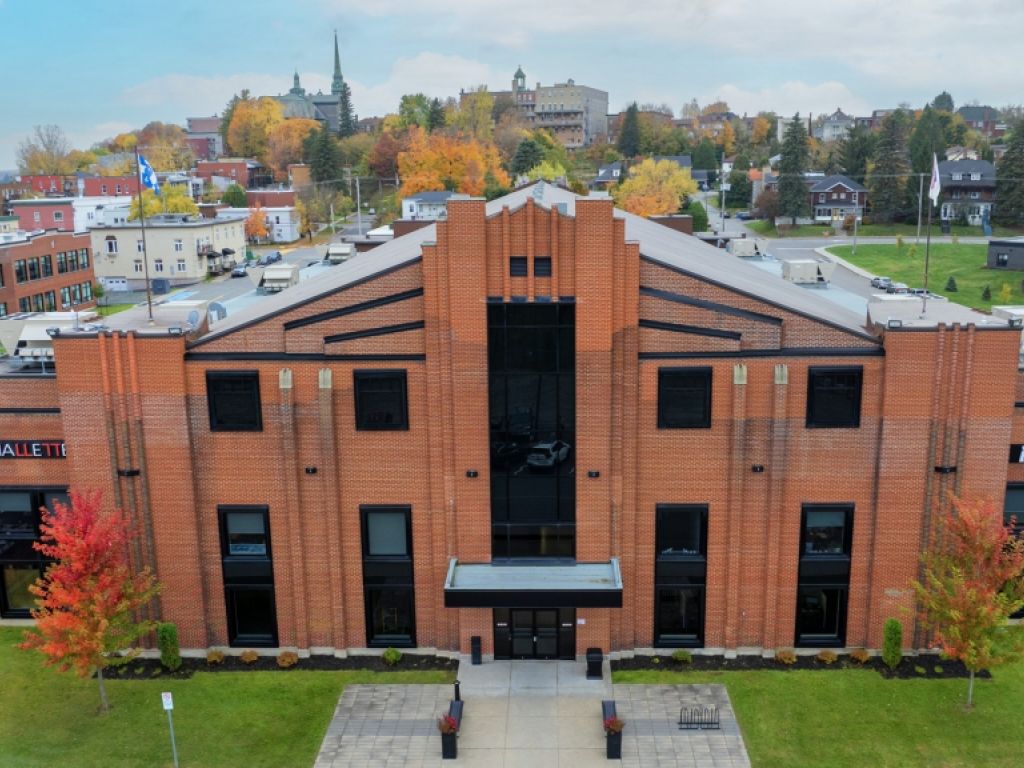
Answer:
[454,679,461,702]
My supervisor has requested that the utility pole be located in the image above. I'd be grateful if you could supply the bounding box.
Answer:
[355,176,363,236]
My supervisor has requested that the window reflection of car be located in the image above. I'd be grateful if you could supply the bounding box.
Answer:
[526,440,570,468]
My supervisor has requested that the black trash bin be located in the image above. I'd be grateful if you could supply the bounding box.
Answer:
[586,647,603,680]
[470,635,482,665]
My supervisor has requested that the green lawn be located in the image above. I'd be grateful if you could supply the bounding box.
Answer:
[753,222,1023,239]
[828,243,1021,311]
[96,303,135,317]
[615,663,1024,768]
[0,628,454,768]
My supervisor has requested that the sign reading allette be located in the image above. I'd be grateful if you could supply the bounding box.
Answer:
[0,440,66,459]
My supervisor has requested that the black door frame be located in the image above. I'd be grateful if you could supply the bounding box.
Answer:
[494,607,575,659]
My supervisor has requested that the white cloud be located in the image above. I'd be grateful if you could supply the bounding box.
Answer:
[706,81,872,120]
[120,72,332,116]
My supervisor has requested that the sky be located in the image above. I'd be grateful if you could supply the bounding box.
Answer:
[2,0,1022,170]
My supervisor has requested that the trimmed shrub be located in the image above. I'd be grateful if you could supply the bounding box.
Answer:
[157,622,181,671]
[850,648,871,665]
[382,647,402,667]
[277,651,299,669]
[816,650,838,665]
[775,649,798,665]
[999,283,1013,304]
[883,618,903,670]
[206,649,225,666]
[240,649,259,665]
[671,649,693,665]
[914,665,927,676]
[982,284,992,301]
[945,276,958,292]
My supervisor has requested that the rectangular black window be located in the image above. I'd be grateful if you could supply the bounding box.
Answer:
[654,504,707,647]
[658,368,712,428]
[207,371,262,432]
[354,370,408,430]
[796,504,853,647]
[218,506,277,647]
[534,257,552,277]
[0,489,67,618]
[1006,485,1024,618]
[806,367,862,428]
[509,256,528,276]
[361,506,415,646]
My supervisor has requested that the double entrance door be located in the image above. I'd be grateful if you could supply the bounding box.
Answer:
[493,607,575,660]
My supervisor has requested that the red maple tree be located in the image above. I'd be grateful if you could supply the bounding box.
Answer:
[19,489,160,712]
[913,496,1024,708]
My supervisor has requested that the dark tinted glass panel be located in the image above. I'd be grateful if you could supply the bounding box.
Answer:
[658,368,712,428]
[368,588,414,644]
[534,257,552,277]
[354,371,408,430]
[207,371,262,431]
[366,510,408,556]
[228,588,276,644]
[510,256,528,276]
[807,367,862,428]
[2,563,39,612]
[804,509,847,555]
[0,492,34,537]
[655,587,704,645]
[796,587,845,644]
[1005,485,1024,532]
[226,512,267,556]
[656,505,706,558]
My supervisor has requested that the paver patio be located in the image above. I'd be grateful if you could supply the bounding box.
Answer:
[314,659,750,767]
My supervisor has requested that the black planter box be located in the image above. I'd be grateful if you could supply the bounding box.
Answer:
[441,732,457,760]
[606,731,622,759]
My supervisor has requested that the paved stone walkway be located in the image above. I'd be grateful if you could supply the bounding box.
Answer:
[314,660,750,767]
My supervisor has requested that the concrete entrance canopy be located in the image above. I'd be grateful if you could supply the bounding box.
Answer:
[444,558,623,608]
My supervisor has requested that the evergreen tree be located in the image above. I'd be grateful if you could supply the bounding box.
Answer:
[511,139,544,175]
[725,168,752,207]
[995,126,1024,227]
[692,138,718,171]
[909,106,946,174]
[931,91,955,113]
[617,103,641,158]
[306,127,342,183]
[338,83,356,138]
[427,98,446,133]
[868,110,912,223]
[837,124,875,183]
[778,114,810,220]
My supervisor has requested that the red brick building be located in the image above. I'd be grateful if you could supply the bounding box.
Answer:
[9,198,74,232]
[80,175,140,197]
[0,230,95,316]
[2,184,1021,660]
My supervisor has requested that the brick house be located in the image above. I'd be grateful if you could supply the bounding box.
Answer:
[809,175,867,223]
[1,184,1020,661]
[938,160,996,225]
[0,229,95,316]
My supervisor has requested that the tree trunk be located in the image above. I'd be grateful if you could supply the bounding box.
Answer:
[97,667,110,713]
[966,669,975,710]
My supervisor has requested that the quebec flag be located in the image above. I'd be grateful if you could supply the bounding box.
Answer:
[138,154,161,196]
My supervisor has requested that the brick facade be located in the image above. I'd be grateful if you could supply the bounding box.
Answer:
[0,230,95,315]
[2,186,1020,659]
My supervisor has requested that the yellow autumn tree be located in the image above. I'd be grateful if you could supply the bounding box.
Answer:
[612,158,697,217]
[227,97,284,163]
[720,122,736,156]
[128,186,199,220]
[751,116,771,146]
[397,127,509,198]
[267,118,320,179]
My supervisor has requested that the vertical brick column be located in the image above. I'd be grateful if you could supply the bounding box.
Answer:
[317,368,348,650]
[761,364,789,648]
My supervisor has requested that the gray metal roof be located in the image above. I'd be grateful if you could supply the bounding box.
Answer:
[194,182,879,344]
[809,174,867,193]
[938,160,996,188]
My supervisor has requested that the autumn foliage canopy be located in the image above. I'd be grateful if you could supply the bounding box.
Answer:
[612,158,698,218]
[397,126,509,198]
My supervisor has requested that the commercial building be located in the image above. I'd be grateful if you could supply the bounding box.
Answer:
[2,184,1021,661]
[9,196,133,234]
[0,229,95,317]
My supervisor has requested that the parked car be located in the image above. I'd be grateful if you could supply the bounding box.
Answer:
[269,251,283,263]
[230,264,248,278]
[870,276,892,289]
[526,440,571,468]
[257,254,273,266]
[735,211,753,221]
[886,282,909,294]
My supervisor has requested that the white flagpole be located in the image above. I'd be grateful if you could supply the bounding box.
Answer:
[135,150,154,322]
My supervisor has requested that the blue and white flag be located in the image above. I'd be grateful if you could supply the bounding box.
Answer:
[138,154,160,196]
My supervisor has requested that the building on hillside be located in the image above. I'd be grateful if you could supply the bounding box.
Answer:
[401,191,468,220]
[813,109,855,142]
[247,189,296,208]
[89,214,246,290]
[2,183,1021,664]
[944,146,979,162]
[195,159,272,190]
[956,106,1005,139]
[79,175,140,197]
[272,32,353,134]
[356,117,384,134]
[591,161,623,190]
[9,196,133,234]
[809,175,868,223]
[217,206,299,243]
[988,236,1024,270]
[938,159,996,225]
[607,109,672,145]
[0,229,95,316]
[854,109,896,131]
[186,116,224,161]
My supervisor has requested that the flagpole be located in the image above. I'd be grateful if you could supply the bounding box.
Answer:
[135,150,154,322]
[922,198,932,316]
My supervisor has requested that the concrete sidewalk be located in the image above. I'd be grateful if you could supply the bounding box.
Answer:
[314,658,750,767]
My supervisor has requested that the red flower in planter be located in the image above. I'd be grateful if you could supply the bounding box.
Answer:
[438,714,459,734]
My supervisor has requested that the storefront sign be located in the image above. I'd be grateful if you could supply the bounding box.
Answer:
[0,440,66,459]
[1011,444,1024,464]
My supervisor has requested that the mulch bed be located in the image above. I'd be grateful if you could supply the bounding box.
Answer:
[103,653,458,680]
[611,652,990,680]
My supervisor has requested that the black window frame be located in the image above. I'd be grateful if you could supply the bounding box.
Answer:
[0,487,68,618]
[354,369,409,431]
[509,256,528,277]
[361,506,413,560]
[795,503,853,647]
[654,503,708,648]
[218,505,277,647]
[206,370,263,432]
[657,367,713,429]
[534,257,552,277]
[806,366,863,429]
[360,505,416,647]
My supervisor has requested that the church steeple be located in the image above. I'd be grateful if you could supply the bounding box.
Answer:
[290,70,305,96]
[331,30,344,96]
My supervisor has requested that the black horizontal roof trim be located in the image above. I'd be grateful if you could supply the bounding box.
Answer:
[486,296,576,303]
[0,374,57,380]
[185,352,426,362]
[640,254,881,345]
[324,320,424,344]
[188,257,422,348]
[639,318,742,340]
[0,407,61,414]
[640,285,783,325]
[640,347,885,359]
[283,288,424,331]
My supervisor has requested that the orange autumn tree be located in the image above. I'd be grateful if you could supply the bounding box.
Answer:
[20,490,159,713]
[245,202,269,242]
[397,126,509,198]
[267,118,320,180]
[913,496,1024,709]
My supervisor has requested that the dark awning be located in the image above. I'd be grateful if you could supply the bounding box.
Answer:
[221,247,235,255]
[444,558,622,608]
